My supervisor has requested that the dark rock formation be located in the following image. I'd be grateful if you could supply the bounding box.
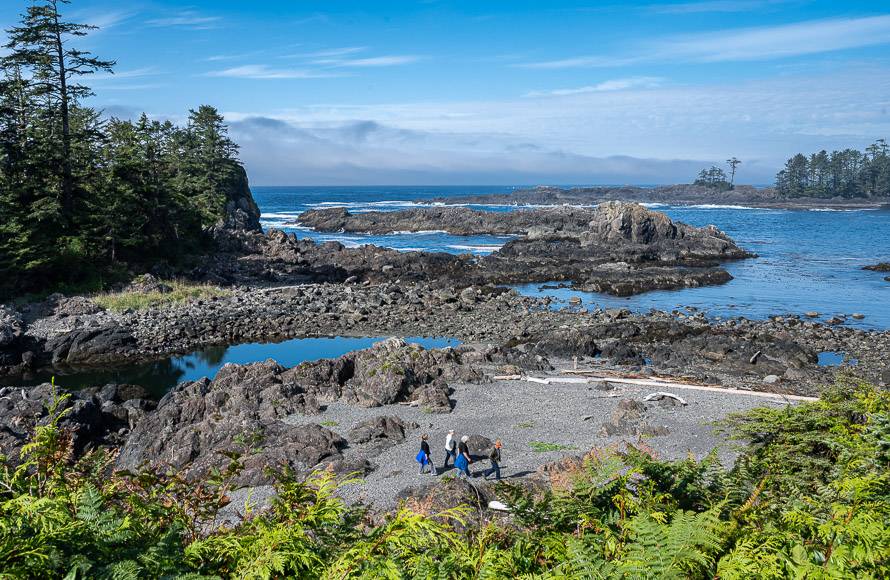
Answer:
[116,360,337,485]
[215,202,752,297]
[600,399,669,437]
[423,184,888,210]
[396,477,494,532]
[285,337,480,409]
[864,263,890,272]
[44,324,136,366]
[348,415,418,451]
[116,340,480,483]
[218,165,262,232]
[298,205,597,236]
[0,383,155,464]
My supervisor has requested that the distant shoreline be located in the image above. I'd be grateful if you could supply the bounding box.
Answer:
[418,184,890,211]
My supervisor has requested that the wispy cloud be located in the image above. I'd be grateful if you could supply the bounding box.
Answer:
[147,10,221,29]
[520,15,890,68]
[91,67,161,82]
[648,0,788,14]
[322,55,422,67]
[525,77,665,97]
[205,48,419,79]
[303,46,367,58]
[76,9,136,30]
[204,65,342,80]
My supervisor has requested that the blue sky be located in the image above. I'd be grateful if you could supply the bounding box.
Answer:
[3,0,890,185]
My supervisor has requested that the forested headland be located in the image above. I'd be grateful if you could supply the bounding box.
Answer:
[776,140,890,199]
[0,0,257,300]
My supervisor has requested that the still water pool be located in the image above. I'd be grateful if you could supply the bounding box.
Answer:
[10,335,461,398]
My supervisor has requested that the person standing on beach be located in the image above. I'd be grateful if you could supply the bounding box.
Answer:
[455,435,473,478]
[484,440,503,480]
[417,434,434,475]
[443,429,456,470]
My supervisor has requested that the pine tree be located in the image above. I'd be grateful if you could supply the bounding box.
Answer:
[3,0,114,226]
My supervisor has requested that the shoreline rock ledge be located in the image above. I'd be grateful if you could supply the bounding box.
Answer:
[270,201,753,296]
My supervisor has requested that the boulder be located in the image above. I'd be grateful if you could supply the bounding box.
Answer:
[116,368,338,485]
[396,478,494,532]
[348,415,417,449]
[45,324,136,365]
[600,399,669,437]
[465,435,493,458]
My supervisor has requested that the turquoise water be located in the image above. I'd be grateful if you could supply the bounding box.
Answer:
[13,336,461,397]
[254,186,890,329]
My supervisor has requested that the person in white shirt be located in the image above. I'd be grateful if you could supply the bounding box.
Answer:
[442,429,457,471]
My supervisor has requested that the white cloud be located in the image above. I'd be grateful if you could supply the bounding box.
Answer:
[648,0,786,14]
[525,77,665,97]
[91,67,160,81]
[303,46,368,58]
[204,65,343,79]
[78,9,136,30]
[328,55,420,68]
[219,66,890,185]
[521,15,890,68]
[147,11,221,29]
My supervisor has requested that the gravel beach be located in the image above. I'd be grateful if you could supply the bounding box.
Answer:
[273,362,797,510]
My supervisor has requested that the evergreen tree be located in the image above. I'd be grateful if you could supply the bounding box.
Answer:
[776,142,890,199]
[0,0,249,298]
[726,157,741,189]
[693,166,731,190]
[3,0,114,225]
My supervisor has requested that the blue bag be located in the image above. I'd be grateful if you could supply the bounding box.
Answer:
[416,450,427,465]
[455,453,468,470]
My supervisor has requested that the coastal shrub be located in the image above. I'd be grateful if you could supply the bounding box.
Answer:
[1,379,888,578]
[91,280,230,312]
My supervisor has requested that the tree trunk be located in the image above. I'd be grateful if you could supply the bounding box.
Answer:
[52,3,73,224]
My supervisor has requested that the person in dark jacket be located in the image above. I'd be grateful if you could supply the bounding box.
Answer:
[483,440,502,480]
[455,435,473,478]
[417,434,434,475]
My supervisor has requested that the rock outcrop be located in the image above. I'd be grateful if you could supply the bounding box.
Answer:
[116,340,480,483]
[0,382,155,463]
[864,263,890,272]
[215,202,752,297]
[298,205,597,236]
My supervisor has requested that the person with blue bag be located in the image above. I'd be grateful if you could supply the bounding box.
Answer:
[455,435,473,478]
[416,433,434,475]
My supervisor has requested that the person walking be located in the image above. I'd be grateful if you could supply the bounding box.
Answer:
[455,435,473,478]
[416,434,434,475]
[484,440,503,480]
[442,429,456,470]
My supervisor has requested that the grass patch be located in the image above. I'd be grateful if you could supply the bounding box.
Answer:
[515,421,535,429]
[529,441,577,453]
[92,280,230,312]
[319,421,339,427]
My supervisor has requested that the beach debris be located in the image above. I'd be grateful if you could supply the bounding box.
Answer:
[493,374,522,381]
[643,392,688,406]
[488,500,511,512]
[749,350,762,364]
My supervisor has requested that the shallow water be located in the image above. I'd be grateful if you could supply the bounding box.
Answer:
[253,186,890,329]
[10,336,461,397]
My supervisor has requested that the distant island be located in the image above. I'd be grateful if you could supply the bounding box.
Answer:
[422,145,890,209]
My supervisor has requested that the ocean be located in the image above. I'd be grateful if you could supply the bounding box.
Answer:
[253,185,890,330]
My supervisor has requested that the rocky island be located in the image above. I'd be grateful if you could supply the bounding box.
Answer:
[292,201,753,295]
[420,184,890,210]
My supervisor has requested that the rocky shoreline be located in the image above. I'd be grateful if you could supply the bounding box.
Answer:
[285,202,753,296]
[2,197,888,509]
[422,184,890,210]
